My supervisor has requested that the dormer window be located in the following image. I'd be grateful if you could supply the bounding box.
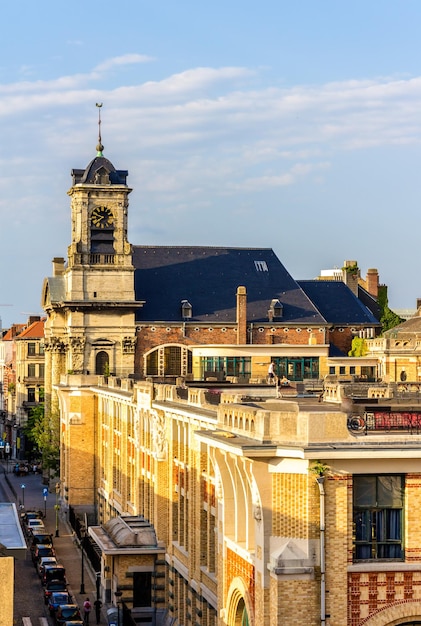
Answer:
[268,299,283,321]
[181,300,192,319]
[94,167,110,185]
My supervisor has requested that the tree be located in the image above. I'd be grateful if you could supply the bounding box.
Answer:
[22,394,60,477]
[348,337,367,357]
[377,285,404,334]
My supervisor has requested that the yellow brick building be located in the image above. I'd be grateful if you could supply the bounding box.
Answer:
[55,375,421,625]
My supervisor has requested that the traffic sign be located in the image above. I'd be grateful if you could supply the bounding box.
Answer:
[43,488,48,497]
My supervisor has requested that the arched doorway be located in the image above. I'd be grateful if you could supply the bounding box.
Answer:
[226,581,253,626]
[95,350,109,375]
[234,598,249,626]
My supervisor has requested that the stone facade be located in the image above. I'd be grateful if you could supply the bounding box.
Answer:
[54,376,421,625]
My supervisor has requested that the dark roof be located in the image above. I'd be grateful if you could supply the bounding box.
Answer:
[71,156,128,185]
[133,246,326,324]
[298,280,380,325]
[357,285,382,321]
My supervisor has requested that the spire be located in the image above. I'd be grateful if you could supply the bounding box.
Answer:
[95,102,104,156]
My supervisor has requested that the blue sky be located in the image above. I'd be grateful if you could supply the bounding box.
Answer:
[1,0,421,328]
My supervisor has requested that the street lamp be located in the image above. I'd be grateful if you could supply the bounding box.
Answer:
[80,528,86,595]
[115,589,123,626]
[54,482,60,537]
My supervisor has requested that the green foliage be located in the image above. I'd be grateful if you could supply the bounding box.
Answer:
[342,262,359,275]
[348,336,367,357]
[377,285,404,334]
[309,460,330,477]
[23,401,60,477]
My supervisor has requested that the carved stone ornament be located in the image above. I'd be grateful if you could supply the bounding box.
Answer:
[151,409,167,461]
[44,337,67,353]
[69,337,86,353]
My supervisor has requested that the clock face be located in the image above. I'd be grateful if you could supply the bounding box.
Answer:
[91,206,114,229]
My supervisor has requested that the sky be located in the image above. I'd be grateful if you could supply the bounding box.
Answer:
[1,0,421,328]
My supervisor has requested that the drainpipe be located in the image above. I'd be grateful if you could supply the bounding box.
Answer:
[316,476,326,626]
[249,322,254,345]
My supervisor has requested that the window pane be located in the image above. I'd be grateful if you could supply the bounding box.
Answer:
[377,475,403,507]
[354,476,376,506]
[354,509,372,541]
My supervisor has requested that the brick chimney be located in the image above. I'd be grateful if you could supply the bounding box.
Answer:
[366,268,379,298]
[236,286,247,345]
[342,260,359,297]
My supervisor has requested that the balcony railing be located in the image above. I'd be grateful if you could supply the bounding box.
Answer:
[348,410,421,434]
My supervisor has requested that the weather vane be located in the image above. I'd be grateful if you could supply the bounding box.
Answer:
[95,102,104,156]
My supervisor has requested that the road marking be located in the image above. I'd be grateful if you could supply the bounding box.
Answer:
[22,619,32,626]
[40,619,49,626]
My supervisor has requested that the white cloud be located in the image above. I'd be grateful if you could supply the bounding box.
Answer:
[94,54,154,72]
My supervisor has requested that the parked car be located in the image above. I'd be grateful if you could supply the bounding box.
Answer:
[55,604,82,625]
[30,532,54,551]
[47,590,73,616]
[41,563,66,586]
[21,509,43,525]
[43,579,68,604]
[37,556,58,577]
[32,543,55,564]
[62,622,84,626]
[26,518,45,534]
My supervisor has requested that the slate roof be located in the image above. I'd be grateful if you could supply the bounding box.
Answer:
[133,246,326,324]
[297,280,380,325]
[384,312,421,336]
[71,155,128,185]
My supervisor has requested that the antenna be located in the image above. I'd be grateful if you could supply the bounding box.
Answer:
[96,103,103,156]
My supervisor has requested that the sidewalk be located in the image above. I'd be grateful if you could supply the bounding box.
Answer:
[0,462,108,625]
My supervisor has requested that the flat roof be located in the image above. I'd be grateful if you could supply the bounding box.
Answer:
[0,502,27,559]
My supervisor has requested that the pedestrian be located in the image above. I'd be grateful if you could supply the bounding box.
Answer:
[267,361,275,385]
[83,597,92,624]
[94,598,102,624]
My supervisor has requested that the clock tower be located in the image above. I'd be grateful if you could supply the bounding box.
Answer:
[42,114,142,386]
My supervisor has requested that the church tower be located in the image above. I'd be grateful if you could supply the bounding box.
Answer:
[42,107,141,390]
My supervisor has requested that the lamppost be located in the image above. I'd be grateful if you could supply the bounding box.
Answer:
[54,482,60,537]
[115,589,123,626]
[80,528,86,595]
[20,483,25,508]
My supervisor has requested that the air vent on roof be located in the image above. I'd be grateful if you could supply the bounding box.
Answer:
[181,300,192,319]
[268,299,283,321]
[254,261,268,272]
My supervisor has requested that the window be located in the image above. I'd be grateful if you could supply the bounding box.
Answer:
[39,364,45,378]
[27,388,36,403]
[350,366,356,375]
[28,364,36,377]
[254,260,268,272]
[339,366,346,375]
[95,351,109,375]
[329,366,335,375]
[27,343,36,356]
[133,571,152,607]
[353,475,404,560]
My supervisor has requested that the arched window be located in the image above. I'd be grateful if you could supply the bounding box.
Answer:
[145,345,192,377]
[96,351,109,375]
